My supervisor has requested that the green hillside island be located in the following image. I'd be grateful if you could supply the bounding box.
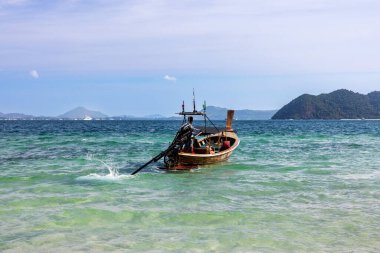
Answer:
[272,89,380,119]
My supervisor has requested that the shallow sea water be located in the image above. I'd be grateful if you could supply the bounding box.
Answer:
[0,120,379,252]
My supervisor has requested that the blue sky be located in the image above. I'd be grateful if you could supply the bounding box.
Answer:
[1,0,380,116]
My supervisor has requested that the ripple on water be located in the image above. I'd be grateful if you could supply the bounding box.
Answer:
[1,120,380,252]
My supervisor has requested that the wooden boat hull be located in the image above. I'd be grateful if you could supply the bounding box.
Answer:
[175,131,239,167]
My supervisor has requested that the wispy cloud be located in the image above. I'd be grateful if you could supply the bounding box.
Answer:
[1,0,380,74]
[164,74,176,82]
[0,0,29,7]
[29,69,39,78]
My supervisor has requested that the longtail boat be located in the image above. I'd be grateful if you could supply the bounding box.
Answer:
[130,93,240,175]
[161,91,240,170]
[166,110,239,169]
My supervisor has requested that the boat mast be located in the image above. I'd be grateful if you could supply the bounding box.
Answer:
[192,88,196,112]
[203,100,207,132]
[177,89,211,129]
[182,100,186,123]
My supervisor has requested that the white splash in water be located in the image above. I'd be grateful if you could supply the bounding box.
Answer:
[78,173,132,182]
[96,158,119,177]
[78,154,132,181]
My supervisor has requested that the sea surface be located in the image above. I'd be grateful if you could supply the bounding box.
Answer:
[0,120,379,252]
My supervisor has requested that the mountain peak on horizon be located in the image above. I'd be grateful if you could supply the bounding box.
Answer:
[71,106,87,110]
[58,106,108,119]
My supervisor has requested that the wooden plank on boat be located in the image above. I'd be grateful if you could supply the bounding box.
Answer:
[194,126,236,134]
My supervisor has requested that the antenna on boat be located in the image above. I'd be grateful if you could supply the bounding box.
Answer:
[193,88,196,112]
[182,100,186,123]
[176,90,206,122]
[203,100,207,132]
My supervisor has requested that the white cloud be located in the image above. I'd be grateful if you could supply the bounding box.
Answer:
[29,69,39,78]
[0,0,29,7]
[164,74,176,82]
[1,0,380,75]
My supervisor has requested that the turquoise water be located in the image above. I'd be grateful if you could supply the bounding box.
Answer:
[1,120,379,252]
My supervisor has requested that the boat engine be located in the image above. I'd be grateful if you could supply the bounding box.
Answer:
[131,123,193,174]
[163,123,193,168]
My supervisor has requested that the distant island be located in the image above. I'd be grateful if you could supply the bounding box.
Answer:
[58,107,108,119]
[272,89,380,119]
[205,106,276,120]
[0,106,277,120]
